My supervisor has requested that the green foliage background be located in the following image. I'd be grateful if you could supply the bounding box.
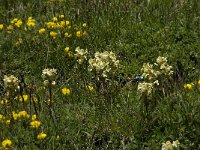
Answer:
[0,0,200,149]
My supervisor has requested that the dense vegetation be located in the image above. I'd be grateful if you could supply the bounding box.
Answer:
[0,0,200,149]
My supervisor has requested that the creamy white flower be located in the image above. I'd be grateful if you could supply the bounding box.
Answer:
[74,47,88,64]
[42,68,57,79]
[3,75,19,89]
[137,82,154,96]
[88,51,119,78]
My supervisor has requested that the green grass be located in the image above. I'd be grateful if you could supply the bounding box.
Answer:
[0,0,200,149]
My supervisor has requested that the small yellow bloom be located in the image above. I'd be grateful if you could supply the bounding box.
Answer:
[19,95,28,102]
[30,120,41,128]
[198,80,200,86]
[88,85,94,92]
[37,132,47,140]
[76,31,82,37]
[64,32,71,38]
[7,25,14,31]
[2,139,12,148]
[67,51,73,58]
[15,19,23,28]
[59,14,65,18]
[50,31,58,39]
[6,120,10,125]
[64,47,70,52]
[184,83,193,90]
[12,112,19,120]
[0,99,8,105]
[61,87,71,96]
[53,17,58,22]
[65,20,70,26]
[60,21,66,28]
[82,23,87,27]
[0,24,3,30]
[46,21,56,29]
[39,28,46,34]
[11,18,18,24]
[0,114,4,121]
[32,114,37,121]
[18,111,29,118]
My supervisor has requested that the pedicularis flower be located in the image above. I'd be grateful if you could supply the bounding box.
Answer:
[162,140,180,150]
[42,68,57,86]
[88,51,119,79]
[74,47,88,64]
[3,75,19,90]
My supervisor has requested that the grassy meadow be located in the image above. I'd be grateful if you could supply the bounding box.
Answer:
[0,0,200,149]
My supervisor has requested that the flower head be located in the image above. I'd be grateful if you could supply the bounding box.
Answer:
[0,24,3,30]
[61,87,71,96]
[39,28,46,34]
[37,132,47,140]
[184,83,193,90]
[30,120,41,128]
[2,139,12,149]
[3,75,19,90]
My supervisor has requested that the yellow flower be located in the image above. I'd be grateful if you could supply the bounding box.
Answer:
[60,21,66,28]
[50,31,58,39]
[88,85,94,92]
[46,21,56,29]
[76,31,82,37]
[0,99,8,105]
[184,83,193,90]
[15,19,23,28]
[61,87,71,96]
[37,132,47,140]
[59,14,65,18]
[65,20,70,26]
[27,17,36,28]
[39,28,46,34]
[0,114,4,121]
[30,120,41,128]
[11,18,18,24]
[198,80,200,86]
[12,112,19,120]
[2,139,12,148]
[5,120,10,125]
[19,95,28,102]
[0,24,3,30]
[7,25,14,31]
[67,51,73,58]
[64,32,71,38]
[18,111,29,118]
[31,114,37,121]
[64,47,70,52]
[53,17,58,22]
[82,23,87,27]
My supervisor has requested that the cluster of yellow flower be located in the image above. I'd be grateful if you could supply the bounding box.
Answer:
[88,51,119,79]
[12,110,30,120]
[162,140,180,150]
[138,56,173,96]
